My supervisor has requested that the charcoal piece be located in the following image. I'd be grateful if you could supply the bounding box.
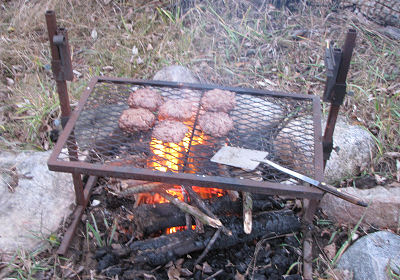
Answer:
[97,252,118,272]
[201,89,236,112]
[128,88,163,111]
[124,210,301,266]
[198,112,234,137]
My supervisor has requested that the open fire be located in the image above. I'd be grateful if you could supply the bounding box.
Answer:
[144,120,225,233]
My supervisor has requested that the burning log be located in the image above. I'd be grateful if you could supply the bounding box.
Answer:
[120,210,300,266]
[131,195,275,237]
[158,190,224,231]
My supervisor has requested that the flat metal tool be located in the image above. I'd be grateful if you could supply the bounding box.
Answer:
[211,146,368,207]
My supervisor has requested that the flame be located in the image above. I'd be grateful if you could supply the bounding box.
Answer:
[141,119,224,233]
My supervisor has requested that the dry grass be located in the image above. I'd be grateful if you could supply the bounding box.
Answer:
[0,0,399,277]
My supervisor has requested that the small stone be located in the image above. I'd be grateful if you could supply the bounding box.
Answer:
[91,199,100,207]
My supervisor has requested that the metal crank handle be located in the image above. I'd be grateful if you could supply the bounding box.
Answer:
[316,182,368,207]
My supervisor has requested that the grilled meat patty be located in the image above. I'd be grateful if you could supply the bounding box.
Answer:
[198,111,234,137]
[158,99,195,121]
[128,88,163,111]
[119,108,155,133]
[152,120,188,143]
[201,89,236,112]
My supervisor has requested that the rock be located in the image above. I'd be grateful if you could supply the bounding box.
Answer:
[324,118,375,183]
[232,94,285,133]
[320,186,400,230]
[153,65,199,83]
[337,231,400,280]
[274,117,375,183]
[0,150,74,260]
[273,116,314,177]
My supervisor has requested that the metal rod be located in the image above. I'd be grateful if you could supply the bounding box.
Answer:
[323,29,357,167]
[57,176,97,255]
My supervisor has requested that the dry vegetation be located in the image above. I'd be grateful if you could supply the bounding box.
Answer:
[0,0,399,278]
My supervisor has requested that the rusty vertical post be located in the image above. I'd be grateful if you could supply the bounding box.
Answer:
[45,10,85,207]
[322,29,357,168]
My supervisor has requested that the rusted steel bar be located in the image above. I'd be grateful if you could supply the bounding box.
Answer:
[57,175,97,255]
[302,198,319,280]
[323,29,357,167]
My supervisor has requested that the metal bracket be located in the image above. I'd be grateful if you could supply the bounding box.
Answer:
[52,29,73,81]
[323,41,348,106]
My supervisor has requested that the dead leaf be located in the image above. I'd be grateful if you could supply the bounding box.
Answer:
[180,268,193,277]
[91,29,98,40]
[202,262,213,274]
[235,271,245,280]
[374,174,386,185]
[167,265,181,280]
[323,243,336,260]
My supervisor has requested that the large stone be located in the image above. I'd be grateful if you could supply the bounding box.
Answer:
[274,117,375,183]
[153,65,199,83]
[324,118,375,183]
[337,231,400,280]
[320,186,400,229]
[0,150,74,260]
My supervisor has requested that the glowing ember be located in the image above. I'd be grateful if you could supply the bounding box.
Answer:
[166,225,196,234]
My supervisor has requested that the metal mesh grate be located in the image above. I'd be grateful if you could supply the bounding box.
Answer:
[56,79,319,184]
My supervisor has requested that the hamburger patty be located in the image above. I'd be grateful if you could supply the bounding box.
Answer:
[198,112,234,137]
[158,99,195,121]
[201,89,236,112]
[118,108,155,133]
[128,88,163,111]
[152,120,188,143]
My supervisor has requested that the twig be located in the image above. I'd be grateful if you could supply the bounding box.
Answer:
[204,269,224,280]
[182,185,192,230]
[158,190,223,229]
[117,182,170,196]
[243,191,253,234]
[183,185,232,235]
[194,228,222,268]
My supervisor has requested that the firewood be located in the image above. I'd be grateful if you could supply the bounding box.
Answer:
[183,185,231,236]
[119,210,301,266]
[243,191,253,234]
[131,195,274,237]
[158,190,223,230]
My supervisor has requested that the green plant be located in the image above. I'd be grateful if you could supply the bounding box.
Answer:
[85,212,117,248]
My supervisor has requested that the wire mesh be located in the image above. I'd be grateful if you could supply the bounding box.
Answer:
[56,80,318,183]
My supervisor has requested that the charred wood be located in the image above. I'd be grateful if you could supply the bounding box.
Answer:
[132,195,275,237]
[124,210,300,266]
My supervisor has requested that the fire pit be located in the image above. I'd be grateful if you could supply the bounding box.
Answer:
[44,10,360,280]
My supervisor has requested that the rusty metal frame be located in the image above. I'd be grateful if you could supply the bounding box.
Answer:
[48,76,324,200]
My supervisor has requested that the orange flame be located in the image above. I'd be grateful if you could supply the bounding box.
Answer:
[142,120,224,233]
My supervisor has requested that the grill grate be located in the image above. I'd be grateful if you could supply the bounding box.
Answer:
[50,77,323,189]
